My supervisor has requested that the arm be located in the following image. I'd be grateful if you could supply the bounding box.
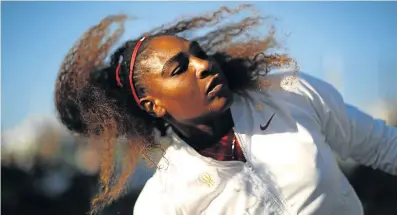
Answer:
[133,179,178,215]
[133,191,178,215]
[299,73,397,175]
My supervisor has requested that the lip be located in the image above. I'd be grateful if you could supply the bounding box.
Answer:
[205,75,226,98]
[207,83,224,97]
[205,75,221,95]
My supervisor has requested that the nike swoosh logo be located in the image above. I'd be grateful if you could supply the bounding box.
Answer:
[260,113,276,131]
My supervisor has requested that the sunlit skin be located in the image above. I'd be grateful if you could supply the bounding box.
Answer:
[138,35,235,149]
[54,6,297,213]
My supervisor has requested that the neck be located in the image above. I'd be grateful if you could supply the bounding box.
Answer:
[171,108,234,150]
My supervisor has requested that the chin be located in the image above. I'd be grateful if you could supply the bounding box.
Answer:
[209,92,233,113]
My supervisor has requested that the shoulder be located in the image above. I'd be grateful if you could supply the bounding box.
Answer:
[259,70,336,95]
[256,70,343,108]
[133,176,176,214]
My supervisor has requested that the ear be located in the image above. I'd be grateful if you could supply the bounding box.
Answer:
[139,96,167,118]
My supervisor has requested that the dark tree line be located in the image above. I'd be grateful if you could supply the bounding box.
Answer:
[3,158,397,215]
[2,121,397,215]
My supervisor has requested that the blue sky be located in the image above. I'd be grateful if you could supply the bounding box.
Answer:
[2,1,397,129]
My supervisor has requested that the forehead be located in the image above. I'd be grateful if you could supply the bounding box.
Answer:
[141,35,191,75]
[147,35,190,56]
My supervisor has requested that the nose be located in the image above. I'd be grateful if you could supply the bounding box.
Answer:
[191,56,212,79]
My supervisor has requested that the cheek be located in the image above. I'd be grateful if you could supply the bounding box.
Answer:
[162,78,200,100]
[160,78,207,116]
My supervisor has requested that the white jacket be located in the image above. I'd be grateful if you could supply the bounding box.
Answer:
[134,71,397,215]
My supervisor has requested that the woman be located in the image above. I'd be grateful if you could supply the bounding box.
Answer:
[54,5,397,215]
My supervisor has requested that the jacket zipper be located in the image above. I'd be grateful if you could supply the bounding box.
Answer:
[233,131,291,215]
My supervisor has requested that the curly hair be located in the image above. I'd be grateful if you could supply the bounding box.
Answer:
[54,4,293,214]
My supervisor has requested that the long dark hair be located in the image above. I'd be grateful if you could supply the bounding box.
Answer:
[54,4,293,214]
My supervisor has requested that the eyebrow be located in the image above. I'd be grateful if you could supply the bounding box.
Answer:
[161,52,185,76]
[189,41,200,53]
[160,41,202,76]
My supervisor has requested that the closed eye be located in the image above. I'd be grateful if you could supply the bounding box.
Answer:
[171,55,189,76]
[162,52,189,77]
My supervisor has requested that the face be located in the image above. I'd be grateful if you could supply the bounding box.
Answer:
[139,35,233,125]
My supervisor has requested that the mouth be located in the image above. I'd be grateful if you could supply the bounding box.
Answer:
[205,75,224,97]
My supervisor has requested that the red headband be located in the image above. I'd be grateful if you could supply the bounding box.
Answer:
[115,36,146,107]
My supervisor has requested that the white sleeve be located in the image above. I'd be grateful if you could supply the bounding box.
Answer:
[133,182,178,215]
[299,73,397,175]
[134,193,178,215]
